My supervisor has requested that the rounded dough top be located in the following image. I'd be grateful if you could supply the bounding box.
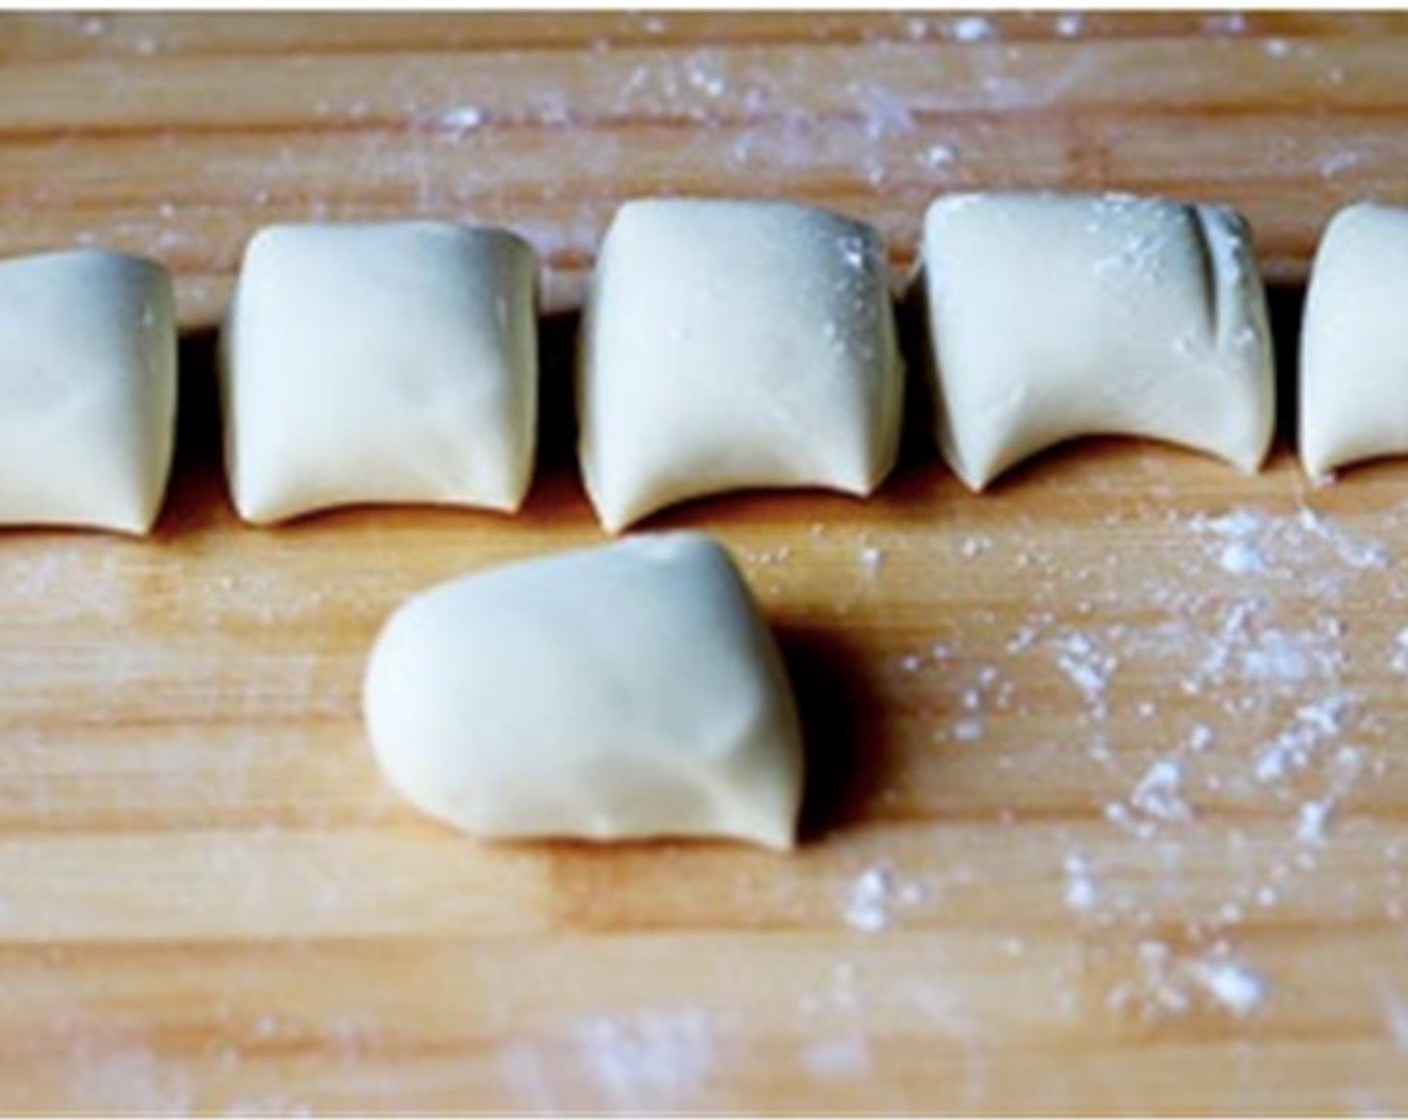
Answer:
[363,532,805,849]
[578,197,903,531]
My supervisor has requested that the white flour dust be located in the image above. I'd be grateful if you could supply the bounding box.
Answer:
[572,1011,719,1107]
[857,495,1405,1040]
[844,862,927,932]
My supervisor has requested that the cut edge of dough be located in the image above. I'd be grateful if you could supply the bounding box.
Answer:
[588,470,891,536]
[1297,201,1397,481]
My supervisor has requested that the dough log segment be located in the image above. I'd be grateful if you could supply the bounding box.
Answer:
[918,191,1276,491]
[0,250,176,534]
[1300,202,1408,478]
[362,533,805,850]
[221,221,538,525]
[578,198,905,533]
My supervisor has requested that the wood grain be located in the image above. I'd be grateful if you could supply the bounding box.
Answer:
[4,10,1408,1113]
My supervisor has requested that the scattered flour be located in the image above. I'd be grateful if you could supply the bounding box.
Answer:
[856,85,916,139]
[950,717,985,742]
[436,104,486,133]
[1189,506,1389,594]
[1112,942,1269,1021]
[949,15,996,43]
[1063,853,1099,911]
[844,863,926,932]
[895,496,1397,1028]
[1203,11,1249,35]
[1193,601,1346,692]
[1051,631,1118,718]
[802,1035,873,1080]
[19,22,1408,1096]
[1385,994,1408,1052]
[1320,149,1366,179]
[573,1011,717,1108]
[1253,696,1356,783]
[62,1035,195,1113]
[1218,538,1266,575]
[923,144,957,169]
[1296,799,1333,845]
[1128,758,1193,824]
[1191,958,1269,1017]
[960,535,992,559]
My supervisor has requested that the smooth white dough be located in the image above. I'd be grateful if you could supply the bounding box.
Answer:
[578,198,904,532]
[0,250,176,534]
[920,191,1275,490]
[221,221,538,525]
[363,533,804,850]
[1300,202,1408,478]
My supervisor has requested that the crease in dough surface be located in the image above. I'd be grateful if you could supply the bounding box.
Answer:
[918,190,1275,490]
[1299,201,1408,478]
[363,532,805,850]
[0,250,176,534]
[578,197,904,532]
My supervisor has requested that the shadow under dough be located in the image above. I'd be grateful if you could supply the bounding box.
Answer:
[152,326,227,538]
[776,621,900,846]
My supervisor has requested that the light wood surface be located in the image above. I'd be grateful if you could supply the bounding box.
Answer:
[4,10,1408,1113]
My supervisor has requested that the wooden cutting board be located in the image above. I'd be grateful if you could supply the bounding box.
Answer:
[4,10,1408,1112]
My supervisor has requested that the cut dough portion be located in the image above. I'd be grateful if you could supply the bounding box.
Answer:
[221,221,537,524]
[919,191,1275,490]
[0,250,176,534]
[363,533,804,850]
[579,198,904,532]
[1300,201,1408,478]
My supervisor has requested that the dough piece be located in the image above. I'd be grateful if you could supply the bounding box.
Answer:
[0,250,175,534]
[363,532,804,850]
[221,221,537,524]
[1300,201,1408,478]
[578,198,904,532]
[919,191,1275,490]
